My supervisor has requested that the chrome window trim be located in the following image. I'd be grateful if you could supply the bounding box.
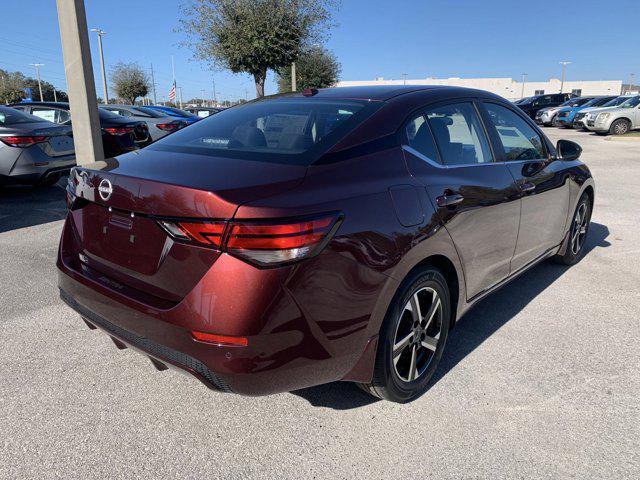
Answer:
[402,145,536,169]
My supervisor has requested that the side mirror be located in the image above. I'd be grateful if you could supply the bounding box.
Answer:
[556,139,582,161]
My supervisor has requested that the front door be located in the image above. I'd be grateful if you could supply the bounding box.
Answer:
[480,101,570,271]
[402,100,521,300]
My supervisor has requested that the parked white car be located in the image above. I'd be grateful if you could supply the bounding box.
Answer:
[573,96,634,130]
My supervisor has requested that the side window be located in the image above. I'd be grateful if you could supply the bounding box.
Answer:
[484,103,545,161]
[425,102,493,165]
[404,114,440,164]
[31,108,57,123]
[56,109,71,123]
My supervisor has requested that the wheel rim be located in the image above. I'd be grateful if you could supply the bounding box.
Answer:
[614,122,628,135]
[392,287,443,382]
[570,202,589,255]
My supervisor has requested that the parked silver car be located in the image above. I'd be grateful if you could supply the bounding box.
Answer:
[534,97,591,126]
[101,105,188,141]
[0,105,75,187]
[585,95,640,135]
[573,95,635,130]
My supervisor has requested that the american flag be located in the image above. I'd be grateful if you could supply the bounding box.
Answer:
[168,81,176,101]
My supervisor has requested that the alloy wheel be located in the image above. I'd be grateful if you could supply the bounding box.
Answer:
[613,122,629,135]
[570,202,589,255]
[392,287,443,382]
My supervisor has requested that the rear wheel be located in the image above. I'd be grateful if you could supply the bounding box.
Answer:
[359,267,451,403]
[551,115,560,127]
[554,193,591,265]
[610,119,631,136]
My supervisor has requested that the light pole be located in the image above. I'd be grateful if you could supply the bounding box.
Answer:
[29,63,44,101]
[520,73,527,99]
[559,61,571,93]
[628,73,636,94]
[200,89,206,106]
[402,73,408,85]
[90,28,109,103]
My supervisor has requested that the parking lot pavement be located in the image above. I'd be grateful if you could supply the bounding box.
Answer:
[1,129,639,480]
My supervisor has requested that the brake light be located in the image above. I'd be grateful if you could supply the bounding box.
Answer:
[157,220,225,248]
[0,135,47,147]
[156,214,341,267]
[156,122,180,132]
[103,127,134,135]
[191,331,248,347]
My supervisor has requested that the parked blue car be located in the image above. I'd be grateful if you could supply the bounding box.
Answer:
[555,96,617,128]
[144,106,201,124]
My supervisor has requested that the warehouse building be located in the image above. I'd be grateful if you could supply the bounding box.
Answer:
[336,76,623,101]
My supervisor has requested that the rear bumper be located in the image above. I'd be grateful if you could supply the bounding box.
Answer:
[56,214,380,395]
[0,154,75,185]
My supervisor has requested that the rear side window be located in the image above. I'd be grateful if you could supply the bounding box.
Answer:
[484,103,545,161]
[405,114,440,164]
[0,106,43,125]
[31,107,70,124]
[149,98,380,165]
[424,102,493,165]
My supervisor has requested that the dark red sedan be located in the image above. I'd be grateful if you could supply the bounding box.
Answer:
[58,86,594,402]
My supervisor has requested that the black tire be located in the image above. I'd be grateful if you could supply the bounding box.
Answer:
[554,192,592,265]
[359,267,451,403]
[551,115,560,127]
[609,119,631,136]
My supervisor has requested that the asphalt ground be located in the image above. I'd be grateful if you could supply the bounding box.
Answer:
[1,128,638,479]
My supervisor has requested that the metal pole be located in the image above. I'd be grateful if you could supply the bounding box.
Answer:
[200,89,206,106]
[150,63,157,104]
[178,87,183,109]
[291,63,297,92]
[520,73,527,99]
[30,63,44,101]
[90,29,109,103]
[559,61,571,93]
[56,0,104,164]
[402,73,407,85]
[53,88,58,102]
[212,78,217,105]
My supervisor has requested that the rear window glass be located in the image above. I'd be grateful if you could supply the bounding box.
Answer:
[148,98,380,165]
[0,106,45,125]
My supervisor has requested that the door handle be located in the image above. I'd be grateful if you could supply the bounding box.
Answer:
[520,182,536,193]
[436,192,464,207]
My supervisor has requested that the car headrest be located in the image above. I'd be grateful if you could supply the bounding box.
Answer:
[429,117,452,144]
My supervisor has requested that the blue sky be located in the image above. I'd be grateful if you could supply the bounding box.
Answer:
[1,0,638,102]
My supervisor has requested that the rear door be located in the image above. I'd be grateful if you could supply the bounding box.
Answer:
[479,101,570,271]
[402,100,521,300]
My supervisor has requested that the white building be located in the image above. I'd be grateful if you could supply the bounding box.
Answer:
[336,77,623,100]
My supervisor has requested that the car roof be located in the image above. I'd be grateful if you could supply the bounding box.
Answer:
[278,85,509,102]
[9,101,70,109]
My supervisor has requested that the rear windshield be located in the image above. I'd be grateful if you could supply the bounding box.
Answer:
[147,98,381,165]
[133,106,166,118]
[0,106,43,125]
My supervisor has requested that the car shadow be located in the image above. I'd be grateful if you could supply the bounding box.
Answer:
[292,222,610,410]
[0,178,68,233]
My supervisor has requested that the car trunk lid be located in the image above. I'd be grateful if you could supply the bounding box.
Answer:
[64,148,306,303]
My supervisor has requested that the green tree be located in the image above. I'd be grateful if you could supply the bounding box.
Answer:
[110,62,150,104]
[277,45,340,93]
[0,68,67,103]
[180,0,338,98]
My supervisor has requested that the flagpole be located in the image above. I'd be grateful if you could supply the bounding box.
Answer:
[170,55,181,108]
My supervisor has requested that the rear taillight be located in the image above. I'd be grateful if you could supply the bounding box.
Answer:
[191,331,248,347]
[156,122,180,132]
[226,216,338,266]
[157,220,226,248]
[156,214,342,267]
[0,135,47,148]
[103,127,134,135]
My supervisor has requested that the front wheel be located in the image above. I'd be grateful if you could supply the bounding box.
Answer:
[554,193,592,265]
[610,119,631,136]
[359,267,451,403]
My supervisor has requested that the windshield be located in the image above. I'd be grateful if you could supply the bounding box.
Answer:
[148,98,381,165]
[618,96,640,108]
[0,106,44,125]
[603,97,630,107]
